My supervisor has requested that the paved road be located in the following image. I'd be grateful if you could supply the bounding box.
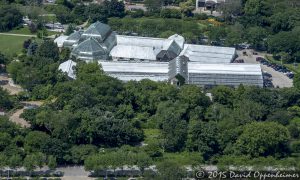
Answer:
[0,33,37,37]
[236,49,293,88]
[57,166,95,180]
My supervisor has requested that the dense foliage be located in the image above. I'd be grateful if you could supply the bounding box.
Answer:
[1,0,300,176]
[4,42,300,169]
[0,5,23,32]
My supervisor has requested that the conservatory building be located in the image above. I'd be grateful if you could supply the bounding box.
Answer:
[57,21,264,87]
[60,21,237,64]
[58,59,264,88]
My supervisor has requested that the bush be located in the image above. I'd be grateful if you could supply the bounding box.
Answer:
[291,141,300,153]
[29,23,38,33]
[194,13,208,20]
[128,9,144,18]
[160,9,181,19]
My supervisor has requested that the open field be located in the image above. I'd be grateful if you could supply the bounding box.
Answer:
[0,29,57,56]
[7,27,60,36]
[8,27,34,35]
[0,34,30,56]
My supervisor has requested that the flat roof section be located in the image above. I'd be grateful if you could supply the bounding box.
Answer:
[188,63,263,75]
[181,44,236,63]
[98,61,169,74]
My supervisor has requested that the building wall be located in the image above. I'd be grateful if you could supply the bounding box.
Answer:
[188,73,264,87]
[107,72,169,82]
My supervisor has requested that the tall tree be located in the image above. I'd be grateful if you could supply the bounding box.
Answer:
[37,41,59,60]
[144,0,163,12]
[0,5,23,32]
[234,122,290,158]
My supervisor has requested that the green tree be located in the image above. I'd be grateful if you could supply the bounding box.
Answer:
[178,85,211,110]
[103,0,125,18]
[234,122,290,158]
[267,28,300,59]
[8,154,22,170]
[211,86,234,106]
[24,154,37,172]
[225,22,244,46]
[0,53,8,65]
[85,4,108,23]
[145,0,163,12]
[24,131,51,153]
[134,152,152,175]
[208,26,227,45]
[270,11,299,33]
[0,132,11,151]
[159,30,176,38]
[246,26,267,50]
[219,0,243,21]
[155,160,185,180]
[156,101,188,152]
[47,155,57,170]
[244,0,262,15]
[0,5,23,31]
[66,145,97,164]
[37,40,59,60]
[294,74,300,89]
[0,87,13,110]
[187,121,219,159]
[65,24,76,35]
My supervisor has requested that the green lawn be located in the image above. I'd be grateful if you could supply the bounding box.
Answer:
[0,35,30,56]
[0,27,60,56]
[7,27,60,36]
[8,27,35,35]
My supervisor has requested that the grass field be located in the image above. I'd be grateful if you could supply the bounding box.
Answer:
[0,26,59,56]
[0,35,30,56]
[7,27,60,36]
[8,27,35,35]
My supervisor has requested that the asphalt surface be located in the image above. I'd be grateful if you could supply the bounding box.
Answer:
[236,49,293,88]
[56,166,94,180]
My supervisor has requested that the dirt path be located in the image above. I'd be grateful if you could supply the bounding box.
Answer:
[9,101,43,128]
[9,108,30,128]
[0,74,23,95]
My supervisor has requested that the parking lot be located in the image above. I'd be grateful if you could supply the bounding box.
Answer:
[236,49,293,88]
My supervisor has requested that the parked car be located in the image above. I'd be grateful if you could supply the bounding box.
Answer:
[0,80,8,85]
[286,72,294,79]
[253,52,258,55]
[264,79,274,88]
[234,59,244,63]
[263,72,272,78]
[256,57,264,62]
